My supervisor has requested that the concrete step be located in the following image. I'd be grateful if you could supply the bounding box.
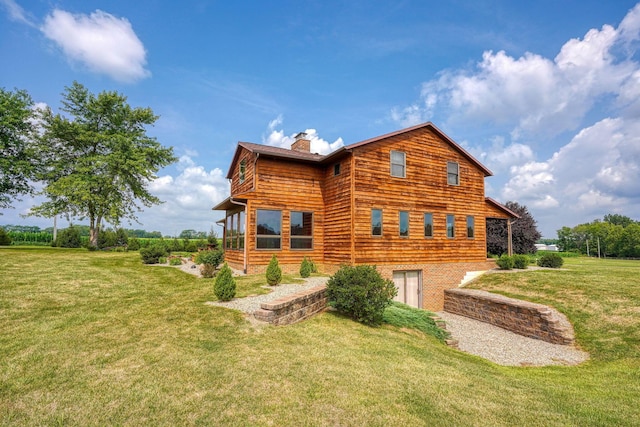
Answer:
[459,270,487,287]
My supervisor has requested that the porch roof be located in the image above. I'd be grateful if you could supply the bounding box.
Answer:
[212,197,247,211]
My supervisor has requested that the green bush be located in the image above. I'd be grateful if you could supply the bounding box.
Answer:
[200,263,216,278]
[195,249,224,269]
[537,252,564,268]
[54,226,82,248]
[299,256,313,278]
[128,238,141,251]
[326,265,397,326]
[214,263,236,301]
[513,254,529,269]
[169,257,183,266]
[496,254,514,270]
[140,244,168,264]
[266,254,282,285]
[183,239,199,252]
[0,227,12,246]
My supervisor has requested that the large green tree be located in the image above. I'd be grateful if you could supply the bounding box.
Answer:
[0,88,38,210]
[31,82,176,248]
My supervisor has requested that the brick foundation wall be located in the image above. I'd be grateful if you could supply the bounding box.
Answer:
[376,260,497,311]
[254,285,328,325]
[443,288,575,345]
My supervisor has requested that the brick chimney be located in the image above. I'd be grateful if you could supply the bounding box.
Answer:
[291,132,311,152]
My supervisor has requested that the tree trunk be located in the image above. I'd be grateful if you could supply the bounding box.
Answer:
[89,215,101,248]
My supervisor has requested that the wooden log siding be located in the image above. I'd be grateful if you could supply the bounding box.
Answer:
[351,127,490,265]
[230,148,255,195]
[321,158,353,265]
[243,157,326,271]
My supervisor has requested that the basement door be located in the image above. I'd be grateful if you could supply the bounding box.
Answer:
[392,271,422,309]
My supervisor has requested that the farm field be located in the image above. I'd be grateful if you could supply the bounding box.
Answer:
[1,248,639,426]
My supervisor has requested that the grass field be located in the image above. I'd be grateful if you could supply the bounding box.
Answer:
[1,248,639,426]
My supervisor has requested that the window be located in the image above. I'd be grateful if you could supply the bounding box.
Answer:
[390,150,406,178]
[239,160,246,183]
[447,161,459,185]
[446,214,455,238]
[256,209,281,249]
[225,211,245,250]
[467,216,475,239]
[371,209,382,236]
[334,163,341,176]
[424,213,433,238]
[291,211,313,249]
[399,211,409,237]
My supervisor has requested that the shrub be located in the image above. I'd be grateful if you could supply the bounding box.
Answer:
[169,257,183,266]
[140,244,167,264]
[183,239,199,252]
[266,254,282,285]
[214,263,236,301]
[0,227,12,246]
[326,265,397,326]
[128,238,141,251]
[54,226,82,248]
[170,238,183,252]
[201,263,216,278]
[98,229,117,249]
[158,256,167,264]
[299,257,313,278]
[537,252,564,268]
[513,254,529,269]
[496,254,514,270]
[195,249,224,269]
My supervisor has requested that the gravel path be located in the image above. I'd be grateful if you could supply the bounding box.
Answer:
[206,276,329,314]
[437,311,589,366]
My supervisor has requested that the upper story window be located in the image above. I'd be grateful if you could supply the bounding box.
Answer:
[333,163,341,176]
[371,208,383,236]
[424,213,433,238]
[467,216,475,239]
[256,209,281,249]
[399,211,409,237]
[239,160,246,184]
[291,211,313,250]
[447,161,459,185]
[446,214,455,238]
[390,150,406,178]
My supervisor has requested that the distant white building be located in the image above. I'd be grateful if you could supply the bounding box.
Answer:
[535,244,559,252]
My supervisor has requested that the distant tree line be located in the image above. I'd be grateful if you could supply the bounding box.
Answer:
[557,214,640,257]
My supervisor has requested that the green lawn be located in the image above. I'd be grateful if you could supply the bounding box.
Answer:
[1,248,639,426]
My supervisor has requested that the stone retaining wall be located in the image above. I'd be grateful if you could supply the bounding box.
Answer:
[254,285,328,325]
[443,288,574,345]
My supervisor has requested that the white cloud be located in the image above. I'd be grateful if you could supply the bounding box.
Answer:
[0,0,34,26]
[262,116,344,155]
[142,154,229,235]
[41,9,150,83]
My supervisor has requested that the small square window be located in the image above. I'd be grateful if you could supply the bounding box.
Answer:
[391,150,406,178]
[447,162,459,185]
[334,163,341,176]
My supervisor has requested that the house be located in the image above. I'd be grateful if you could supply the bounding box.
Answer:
[213,122,517,311]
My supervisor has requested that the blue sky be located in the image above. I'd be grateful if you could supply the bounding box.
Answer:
[2,0,640,238]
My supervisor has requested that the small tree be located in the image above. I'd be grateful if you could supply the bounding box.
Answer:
[54,226,81,248]
[0,227,12,245]
[326,265,397,326]
[299,256,313,278]
[214,263,236,301]
[266,254,282,286]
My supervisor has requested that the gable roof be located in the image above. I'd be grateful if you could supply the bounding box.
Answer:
[485,197,520,219]
[224,122,493,179]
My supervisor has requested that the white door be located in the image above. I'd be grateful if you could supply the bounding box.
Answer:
[392,271,422,308]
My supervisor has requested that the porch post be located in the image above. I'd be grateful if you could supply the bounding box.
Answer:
[507,219,513,256]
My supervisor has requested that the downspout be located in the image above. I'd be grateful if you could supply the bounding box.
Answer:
[230,197,248,274]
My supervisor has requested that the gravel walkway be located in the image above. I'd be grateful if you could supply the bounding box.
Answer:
[206,276,329,314]
[437,311,589,367]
